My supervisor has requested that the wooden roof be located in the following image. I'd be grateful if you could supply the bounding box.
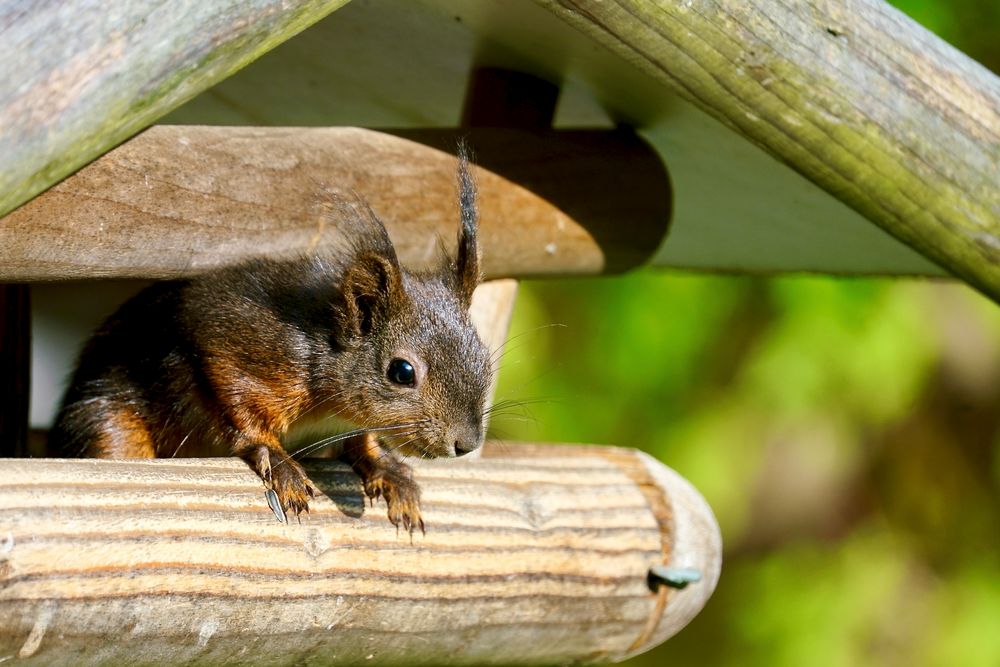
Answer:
[2,0,997,295]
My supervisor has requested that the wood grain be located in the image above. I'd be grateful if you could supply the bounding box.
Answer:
[0,126,671,281]
[0,0,351,219]
[534,0,1000,300]
[0,443,720,665]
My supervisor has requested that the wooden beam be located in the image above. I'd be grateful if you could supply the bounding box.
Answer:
[0,443,720,664]
[160,0,948,276]
[0,126,671,281]
[0,0,352,219]
[532,0,1000,300]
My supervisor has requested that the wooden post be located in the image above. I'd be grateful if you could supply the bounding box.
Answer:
[0,286,30,457]
[0,444,721,665]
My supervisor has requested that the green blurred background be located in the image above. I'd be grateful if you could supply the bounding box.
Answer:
[487,2,1000,665]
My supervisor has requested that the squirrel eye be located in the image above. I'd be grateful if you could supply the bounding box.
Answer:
[387,358,416,386]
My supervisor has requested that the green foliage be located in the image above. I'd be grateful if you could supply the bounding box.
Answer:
[488,3,999,663]
[493,274,1000,666]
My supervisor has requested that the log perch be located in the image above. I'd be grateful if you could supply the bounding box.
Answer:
[0,443,720,665]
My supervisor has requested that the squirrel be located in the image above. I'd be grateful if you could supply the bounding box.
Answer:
[49,150,492,534]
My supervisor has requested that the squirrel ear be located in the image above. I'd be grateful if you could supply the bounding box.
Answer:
[454,144,481,309]
[333,194,406,338]
[342,252,404,338]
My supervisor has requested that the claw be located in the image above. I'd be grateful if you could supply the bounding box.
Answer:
[357,461,423,536]
[256,447,273,487]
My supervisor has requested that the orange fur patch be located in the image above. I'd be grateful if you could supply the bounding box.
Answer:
[92,408,156,458]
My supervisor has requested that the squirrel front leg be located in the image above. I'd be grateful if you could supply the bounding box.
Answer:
[235,437,316,518]
[205,359,316,516]
[342,432,424,534]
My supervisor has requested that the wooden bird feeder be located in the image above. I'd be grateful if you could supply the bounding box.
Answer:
[2,0,998,664]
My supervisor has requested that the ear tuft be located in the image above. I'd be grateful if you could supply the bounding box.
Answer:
[454,141,481,309]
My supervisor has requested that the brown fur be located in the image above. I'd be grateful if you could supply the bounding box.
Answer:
[50,154,490,531]
[92,408,156,459]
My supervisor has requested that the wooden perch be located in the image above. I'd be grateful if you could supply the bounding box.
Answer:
[0,444,721,665]
[0,0,351,219]
[534,0,1000,301]
[0,126,671,281]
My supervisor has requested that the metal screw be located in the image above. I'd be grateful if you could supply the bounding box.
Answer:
[648,565,702,591]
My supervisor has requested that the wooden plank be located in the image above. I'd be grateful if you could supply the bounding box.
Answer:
[0,0,353,220]
[0,126,671,281]
[531,0,1000,299]
[0,443,720,665]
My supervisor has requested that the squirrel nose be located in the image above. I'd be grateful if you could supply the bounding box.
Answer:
[451,425,482,457]
[454,439,478,457]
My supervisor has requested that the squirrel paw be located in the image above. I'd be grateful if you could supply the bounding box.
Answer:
[271,460,316,517]
[252,445,316,518]
[363,463,424,535]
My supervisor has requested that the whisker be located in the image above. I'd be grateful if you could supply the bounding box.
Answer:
[279,421,428,468]
[484,396,558,416]
[329,420,432,470]
[379,429,421,444]
[171,430,194,458]
[487,414,538,424]
[374,434,421,463]
[489,323,567,363]
[483,434,513,460]
[388,436,419,457]
[300,389,351,415]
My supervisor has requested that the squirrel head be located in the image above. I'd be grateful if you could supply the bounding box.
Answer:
[327,150,491,458]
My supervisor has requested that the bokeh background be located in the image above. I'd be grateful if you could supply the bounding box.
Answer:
[488,2,1000,665]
